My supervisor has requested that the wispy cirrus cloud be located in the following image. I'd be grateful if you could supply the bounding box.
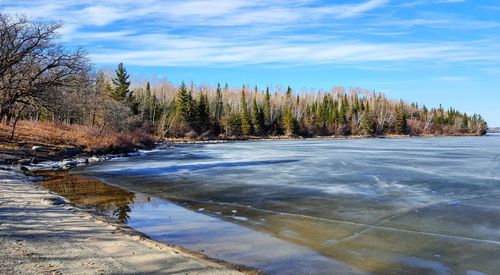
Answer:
[84,31,500,66]
[1,0,499,68]
[1,0,388,27]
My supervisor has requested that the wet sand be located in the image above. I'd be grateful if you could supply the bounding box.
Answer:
[0,168,253,275]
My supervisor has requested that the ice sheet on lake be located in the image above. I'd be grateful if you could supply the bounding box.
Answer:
[74,136,500,274]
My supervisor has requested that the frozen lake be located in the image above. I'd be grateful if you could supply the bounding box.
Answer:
[68,135,500,274]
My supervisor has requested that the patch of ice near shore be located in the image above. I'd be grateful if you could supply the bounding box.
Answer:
[320,175,433,204]
[399,256,450,275]
[231,216,248,221]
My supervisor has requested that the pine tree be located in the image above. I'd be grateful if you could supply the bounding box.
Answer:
[126,91,140,115]
[281,86,296,136]
[395,102,408,135]
[315,100,326,135]
[337,97,347,125]
[176,82,191,124]
[263,87,272,134]
[461,113,469,132]
[282,105,296,136]
[197,92,210,132]
[361,111,376,136]
[187,85,196,124]
[111,63,131,101]
[226,113,241,136]
[215,83,223,121]
[240,87,252,136]
[251,97,264,135]
[143,81,152,122]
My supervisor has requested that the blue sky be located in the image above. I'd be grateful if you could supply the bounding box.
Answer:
[2,0,499,125]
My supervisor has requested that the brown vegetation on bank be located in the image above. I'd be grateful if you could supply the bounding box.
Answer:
[0,121,155,163]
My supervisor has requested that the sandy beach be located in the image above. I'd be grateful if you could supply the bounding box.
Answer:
[0,167,253,275]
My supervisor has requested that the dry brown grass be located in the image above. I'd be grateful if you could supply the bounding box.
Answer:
[0,121,156,153]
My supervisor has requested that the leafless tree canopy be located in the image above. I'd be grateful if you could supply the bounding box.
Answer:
[0,13,90,125]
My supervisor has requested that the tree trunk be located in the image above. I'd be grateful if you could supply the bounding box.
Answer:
[9,105,26,140]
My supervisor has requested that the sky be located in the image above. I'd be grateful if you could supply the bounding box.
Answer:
[1,0,499,125]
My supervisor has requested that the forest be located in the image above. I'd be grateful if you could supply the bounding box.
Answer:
[0,13,488,143]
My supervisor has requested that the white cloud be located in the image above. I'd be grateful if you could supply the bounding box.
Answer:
[81,5,124,26]
[1,0,499,68]
[1,0,389,27]
[85,32,500,67]
[332,0,389,19]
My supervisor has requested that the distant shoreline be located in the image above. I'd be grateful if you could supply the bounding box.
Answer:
[163,133,486,144]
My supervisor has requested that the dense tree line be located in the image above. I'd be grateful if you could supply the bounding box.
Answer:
[145,83,487,138]
[1,13,487,139]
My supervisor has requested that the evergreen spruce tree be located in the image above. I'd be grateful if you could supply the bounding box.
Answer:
[395,102,408,135]
[109,63,140,114]
[126,91,140,115]
[226,113,241,136]
[282,86,295,136]
[331,100,339,128]
[144,81,152,121]
[315,101,326,134]
[197,92,210,132]
[240,87,252,136]
[187,85,197,124]
[251,97,264,135]
[176,82,192,124]
[111,63,131,101]
[282,105,296,136]
[263,87,272,134]
[361,111,376,136]
[461,113,469,132]
[338,95,348,125]
[215,83,223,121]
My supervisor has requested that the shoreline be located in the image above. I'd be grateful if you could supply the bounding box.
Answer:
[19,133,488,172]
[1,131,486,166]
[0,165,262,275]
[163,132,487,144]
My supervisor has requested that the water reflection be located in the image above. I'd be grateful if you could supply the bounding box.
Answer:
[36,170,356,274]
[37,171,135,223]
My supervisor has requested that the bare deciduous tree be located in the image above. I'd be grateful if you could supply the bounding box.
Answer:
[0,13,90,136]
